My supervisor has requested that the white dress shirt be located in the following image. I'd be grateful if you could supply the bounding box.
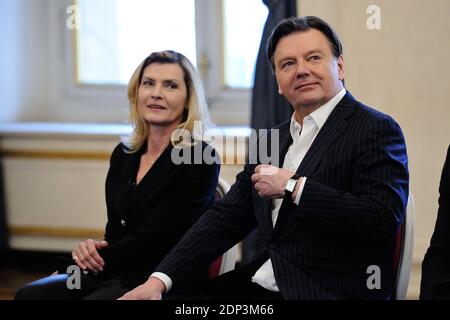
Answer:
[152,88,347,293]
[251,88,346,292]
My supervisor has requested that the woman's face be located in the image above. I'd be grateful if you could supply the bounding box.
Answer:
[137,62,188,129]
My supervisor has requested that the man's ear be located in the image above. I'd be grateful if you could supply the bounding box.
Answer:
[278,87,283,95]
[337,55,345,81]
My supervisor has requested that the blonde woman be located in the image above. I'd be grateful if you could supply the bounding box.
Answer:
[15,51,219,300]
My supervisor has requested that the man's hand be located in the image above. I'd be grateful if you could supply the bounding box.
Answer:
[72,239,108,273]
[251,164,294,199]
[117,276,166,300]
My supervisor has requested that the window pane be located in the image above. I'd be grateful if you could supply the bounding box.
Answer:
[77,0,196,85]
[223,0,268,89]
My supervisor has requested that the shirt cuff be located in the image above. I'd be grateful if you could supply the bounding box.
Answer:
[150,272,173,293]
[293,177,307,205]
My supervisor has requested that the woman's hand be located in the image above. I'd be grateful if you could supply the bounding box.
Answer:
[72,239,108,273]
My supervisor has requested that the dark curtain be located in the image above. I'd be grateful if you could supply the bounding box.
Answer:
[0,161,8,262]
[242,0,297,265]
[250,0,296,131]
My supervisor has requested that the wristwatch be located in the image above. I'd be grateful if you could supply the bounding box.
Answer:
[285,174,301,196]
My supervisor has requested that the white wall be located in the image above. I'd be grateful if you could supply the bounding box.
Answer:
[0,0,50,122]
[0,0,25,121]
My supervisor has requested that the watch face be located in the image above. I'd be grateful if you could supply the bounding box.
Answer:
[286,179,296,192]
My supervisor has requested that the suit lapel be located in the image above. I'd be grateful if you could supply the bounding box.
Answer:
[121,143,179,213]
[277,124,293,168]
[295,92,356,177]
[272,92,357,235]
[260,123,292,238]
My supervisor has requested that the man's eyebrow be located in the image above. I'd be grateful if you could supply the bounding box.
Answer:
[304,49,324,56]
[277,49,324,60]
[277,55,295,63]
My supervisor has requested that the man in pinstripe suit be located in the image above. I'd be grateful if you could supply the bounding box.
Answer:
[119,16,409,300]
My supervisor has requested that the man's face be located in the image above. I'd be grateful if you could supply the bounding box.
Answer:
[273,29,344,110]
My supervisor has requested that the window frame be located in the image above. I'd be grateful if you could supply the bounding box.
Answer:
[52,0,255,124]
[196,0,252,124]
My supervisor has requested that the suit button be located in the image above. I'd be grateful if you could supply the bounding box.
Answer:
[269,243,276,250]
[120,219,126,227]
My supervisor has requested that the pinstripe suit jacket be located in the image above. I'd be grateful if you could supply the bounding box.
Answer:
[156,92,409,299]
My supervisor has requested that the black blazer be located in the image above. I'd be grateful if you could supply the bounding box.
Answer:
[94,141,219,287]
[420,145,450,299]
[155,92,409,299]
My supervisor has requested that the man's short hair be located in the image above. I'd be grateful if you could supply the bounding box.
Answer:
[267,16,343,71]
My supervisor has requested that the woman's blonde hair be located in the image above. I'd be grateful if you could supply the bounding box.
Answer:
[124,50,210,153]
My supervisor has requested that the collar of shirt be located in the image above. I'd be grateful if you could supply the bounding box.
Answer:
[289,88,347,139]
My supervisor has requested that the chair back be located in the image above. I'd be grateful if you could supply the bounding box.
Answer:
[393,193,415,299]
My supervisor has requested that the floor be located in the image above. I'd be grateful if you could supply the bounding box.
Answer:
[406,263,421,300]
[0,250,66,300]
[0,269,47,300]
